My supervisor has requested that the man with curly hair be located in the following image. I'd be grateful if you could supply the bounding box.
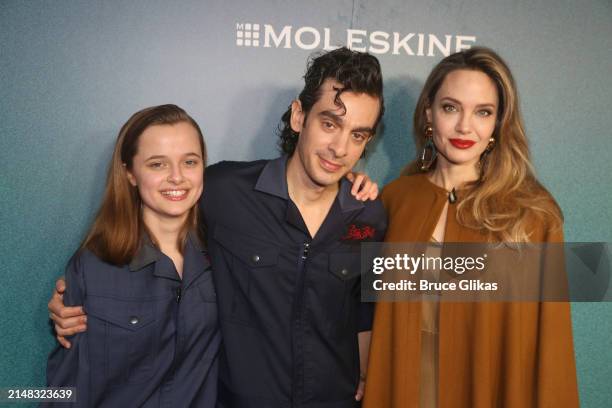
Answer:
[49,47,387,408]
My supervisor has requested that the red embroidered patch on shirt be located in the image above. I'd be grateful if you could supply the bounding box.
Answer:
[342,224,376,241]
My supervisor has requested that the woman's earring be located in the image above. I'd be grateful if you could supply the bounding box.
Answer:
[480,137,496,161]
[420,124,437,171]
[485,137,495,152]
[479,137,496,179]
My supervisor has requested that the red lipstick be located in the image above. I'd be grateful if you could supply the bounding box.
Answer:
[449,138,476,149]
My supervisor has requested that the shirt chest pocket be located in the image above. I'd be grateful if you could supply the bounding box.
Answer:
[213,224,280,323]
[85,295,161,385]
[328,252,362,281]
[214,224,279,269]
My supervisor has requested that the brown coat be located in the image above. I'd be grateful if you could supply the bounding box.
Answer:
[363,174,579,408]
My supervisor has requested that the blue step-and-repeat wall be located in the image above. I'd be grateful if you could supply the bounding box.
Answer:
[1,1,611,406]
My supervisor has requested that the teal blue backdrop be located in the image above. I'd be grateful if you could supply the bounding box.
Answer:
[1,1,611,406]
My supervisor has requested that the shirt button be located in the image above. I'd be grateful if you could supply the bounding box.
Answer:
[129,316,139,325]
[252,255,260,263]
[341,268,349,276]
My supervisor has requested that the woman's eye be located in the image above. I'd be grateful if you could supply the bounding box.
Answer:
[476,110,493,117]
[148,162,164,169]
[185,159,199,166]
[442,104,457,112]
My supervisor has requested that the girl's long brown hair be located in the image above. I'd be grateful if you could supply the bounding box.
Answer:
[82,104,207,265]
[406,47,562,242]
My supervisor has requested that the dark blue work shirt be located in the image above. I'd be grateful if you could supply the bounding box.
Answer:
[45,233,220,407]
[202,156,387,408]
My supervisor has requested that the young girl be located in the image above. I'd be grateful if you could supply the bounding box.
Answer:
[45,105,220,407]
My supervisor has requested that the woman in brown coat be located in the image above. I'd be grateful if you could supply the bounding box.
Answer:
[363,47,579,407]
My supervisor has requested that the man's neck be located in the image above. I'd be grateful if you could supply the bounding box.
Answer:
[286,155,340,238]
[286,155,339,207]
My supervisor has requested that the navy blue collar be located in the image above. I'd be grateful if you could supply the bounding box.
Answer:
[254,155,289,200]
[254,155,364,213]
[129,230,205,272]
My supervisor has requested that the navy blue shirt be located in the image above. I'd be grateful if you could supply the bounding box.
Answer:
[45,233,220,407]
[202,157,387,408]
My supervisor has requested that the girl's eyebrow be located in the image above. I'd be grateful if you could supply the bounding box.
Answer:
[145,152,202,161]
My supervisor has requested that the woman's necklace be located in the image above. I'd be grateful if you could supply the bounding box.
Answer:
[448,187,457,204]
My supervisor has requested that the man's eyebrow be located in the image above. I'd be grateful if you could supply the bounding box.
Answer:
[318,110,344,123]
[318,110,375,135]
[352,126,376,135]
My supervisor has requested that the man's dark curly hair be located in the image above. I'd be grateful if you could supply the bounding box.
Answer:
[278,47,385,155]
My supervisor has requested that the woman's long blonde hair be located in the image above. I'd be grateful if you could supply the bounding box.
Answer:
[406,47,562,242]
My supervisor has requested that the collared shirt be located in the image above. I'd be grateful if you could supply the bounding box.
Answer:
[202,156,387,408]
[45,233,220,408]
